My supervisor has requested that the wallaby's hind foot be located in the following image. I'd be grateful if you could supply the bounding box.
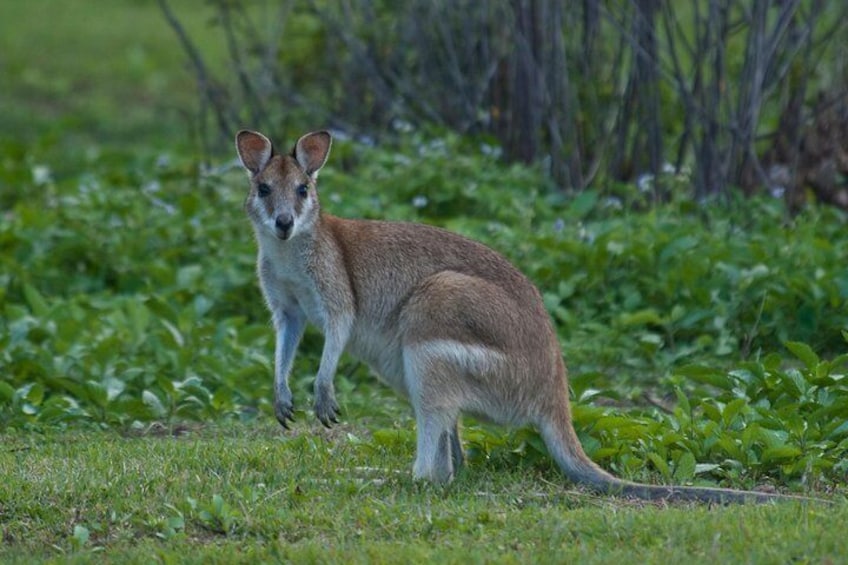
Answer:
[449,423,464,471]
[412,409,459,484]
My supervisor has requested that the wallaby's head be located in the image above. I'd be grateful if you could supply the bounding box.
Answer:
[236,130,332,241]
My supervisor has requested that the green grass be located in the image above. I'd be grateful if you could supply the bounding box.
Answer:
[2,422,846,564]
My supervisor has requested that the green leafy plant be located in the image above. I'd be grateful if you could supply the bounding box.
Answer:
[1,131,846,488]
[189,494,240,536]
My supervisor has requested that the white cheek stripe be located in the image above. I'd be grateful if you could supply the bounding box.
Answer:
[292,195,316,237]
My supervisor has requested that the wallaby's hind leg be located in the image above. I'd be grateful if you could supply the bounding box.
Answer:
[400,271,519,483]
[409,387,465,482]
[450,422,464,471]
[412,408,458,483]
[403,343,462,483]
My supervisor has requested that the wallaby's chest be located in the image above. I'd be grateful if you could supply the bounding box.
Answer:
[258,248,329,332]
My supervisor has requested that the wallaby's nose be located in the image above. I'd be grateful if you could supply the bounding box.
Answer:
[275,213,294,236]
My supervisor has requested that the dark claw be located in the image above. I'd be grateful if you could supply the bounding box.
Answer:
[317,403,339,428]
[275,403,295,431]
[314,384,340,428]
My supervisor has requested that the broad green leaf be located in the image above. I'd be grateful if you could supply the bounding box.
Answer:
[753,427,790,449]
[828,420,848,440]
[104,376,126,402]
[143,390,167,418]
[578,388,604,403]
[212,494,224,515]
[760,353,782,372]
[827,353,848,372]
[676,365,733,390]
[567,190,598,219]
[23,284,50,317]
[721,398,748,427]
[211,387,234,410]
[761,445,802,463]
[591,416,641,433]
[673,452,696,482]
[715,436,743,460]
[694,463,721,475]
[126,300,151,340]
[673,387,691,420]
[177,264,203,289]
[71,525,90,550]
[742,423,761,450]
[619,309,664,327]
[781,369,808,398]
[784,341,819,371]
[0,381,15,403]
[701,402,721,423]
[160,319,185,348]
[646,453,670,479]
[17,382,45,406]
[84,381,109,408]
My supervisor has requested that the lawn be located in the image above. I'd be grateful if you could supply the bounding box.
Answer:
[2,423,846,564]
[1,1,847,563]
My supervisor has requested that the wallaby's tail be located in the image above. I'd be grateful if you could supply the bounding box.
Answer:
[537,411,814,504]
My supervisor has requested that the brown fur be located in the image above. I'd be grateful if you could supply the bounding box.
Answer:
[236,129,820,504]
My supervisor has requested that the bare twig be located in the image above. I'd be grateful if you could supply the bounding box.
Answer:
[157,0,237,142]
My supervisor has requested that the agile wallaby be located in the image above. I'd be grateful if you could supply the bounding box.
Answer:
[236,129,802,504]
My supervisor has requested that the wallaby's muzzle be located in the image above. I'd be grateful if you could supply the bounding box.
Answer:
[274,213,294,240]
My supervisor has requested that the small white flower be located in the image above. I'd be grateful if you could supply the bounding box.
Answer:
[603,197,623,209]
[637,173,654,192]
[578,224,595,243]
[32,165,52,186]
[143,180,161,193]
[328,128,351,142]
[156,154,171,169]
[769,186,785,199]
[480,143,502,158]
[391,119,413,133]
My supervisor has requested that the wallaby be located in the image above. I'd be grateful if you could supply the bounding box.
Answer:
[235,129,806,504]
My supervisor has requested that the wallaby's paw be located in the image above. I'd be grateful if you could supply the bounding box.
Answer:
[274,394,295,430]
[314,384,340,428]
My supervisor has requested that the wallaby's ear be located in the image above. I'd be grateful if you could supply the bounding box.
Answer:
[294,131,332,178]
[235,130,274,175]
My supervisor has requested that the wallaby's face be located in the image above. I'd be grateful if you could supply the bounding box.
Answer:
[236,130,332,241]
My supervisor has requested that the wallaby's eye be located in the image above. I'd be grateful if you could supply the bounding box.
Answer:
[297,184,309,198]
[257,182,271,198]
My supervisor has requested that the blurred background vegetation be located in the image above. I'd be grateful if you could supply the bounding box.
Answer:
[3,0,846,204]
[159,0,848,208]
[1,0,847,488]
